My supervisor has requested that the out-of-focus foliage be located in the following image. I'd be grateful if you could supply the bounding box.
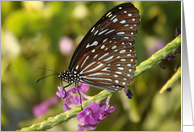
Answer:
[1,1,181,131]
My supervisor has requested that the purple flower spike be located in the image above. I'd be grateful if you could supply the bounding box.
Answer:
[175,49,181,54]
[176,28,181,36]
[166,87,172,92]
[63,104,72,112]
[32,96,60,117]
[56,83,91,112]
[77,102,101,125]
[62,94,84,112]
[78,124,97,131]
[169,54,175,59]
[56,86,67,99]
[64,94,84,106]
[124,88,133,99]
[77,99,116,131]
[158,63,166,70]
[162,54,176,61]
[99,102,116,120]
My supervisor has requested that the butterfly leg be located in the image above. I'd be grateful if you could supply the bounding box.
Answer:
[61,80,72,99]
[75,83,83,110]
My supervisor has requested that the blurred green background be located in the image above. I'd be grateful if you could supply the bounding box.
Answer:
[1,1,181,131]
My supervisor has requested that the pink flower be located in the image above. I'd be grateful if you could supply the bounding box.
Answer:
[32,96,60,117]
[59,36,74,55]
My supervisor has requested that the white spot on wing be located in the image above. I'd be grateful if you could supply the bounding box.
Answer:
[132,18,136,21]
[123,78,127,80]
[91,49,95,53]
[76,65,79,70]
[98,53,109,60]
[98,29,108,35]
[81,55,89,68]
[119,49,126,54]
[116,71,122,75]
[114,75,118,77]
[129,69,132,72]
[124,36,130,39]
[101,67,110,72]
[83,63,104,74]
[124,24,129,27]
[105,29,115,35]
[127,54,131,56]
[111,15,117,20]
[94,54,98,59]
[120,59,126,62]
[103,56,114,61]
[91,27,95,32]
[81,61,96,73]
[117,31,125,35]
[115,80,119,83]
[128,13,132,17]
[87,72,110,76]
[120,20,126,24]
[112,45,117,49]
[101,45,105,49]
[83,77,112,81]
[94,30,98,35]
[112,18,118,23]
[127,64,132,67]
[114,49,118,52]
[106,12,112,17]
[118,67,124,70]
[86,41,98,48]
[103,38,108,43]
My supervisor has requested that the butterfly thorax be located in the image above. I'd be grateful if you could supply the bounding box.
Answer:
[58,70,81,84]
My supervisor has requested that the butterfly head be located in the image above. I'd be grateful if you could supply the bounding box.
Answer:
[58,70,81,84]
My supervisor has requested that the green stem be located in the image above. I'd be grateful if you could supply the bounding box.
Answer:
[18,35,181,131]
[19,90,112,131]
[134,35,181,78]
[159,67,181,94]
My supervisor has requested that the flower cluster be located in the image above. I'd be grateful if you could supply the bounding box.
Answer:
[157,63,166,70]
[159,49,180,70]
[123,88,133,99]
[157,28,181,70]
[56,82,132,131]
[77,101,116,131]
[166,87,172,92]
[56,83,90,112]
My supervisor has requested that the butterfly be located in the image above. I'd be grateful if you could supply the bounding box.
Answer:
[38,2,140,108]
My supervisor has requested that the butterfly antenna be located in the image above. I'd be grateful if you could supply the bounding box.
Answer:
[36,73,58,83]
[36,67,59,74]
